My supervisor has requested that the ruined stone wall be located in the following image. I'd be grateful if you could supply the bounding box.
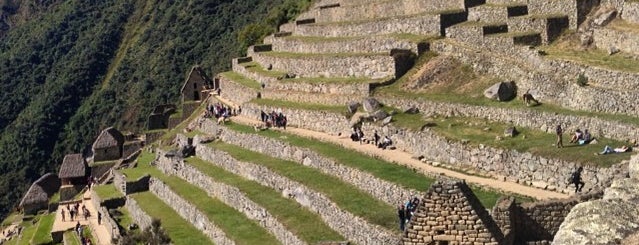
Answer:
[404,179,503,245]
[251,52,395,79]
[240,103,350,135]
[154,151,305,245]
[527,0,597,29]
[380,96,639,142]
[195,144,401,245]
[432,39,639,116]
[622,1,639,24]
[261,90,365,106]
[113,170,149,195]
[310,0,464,23]
[264,35,422,55]
[148,177,236,245]
[182,101,201,121]
[90,190,121,243]
[123,142,142,159]
[145,131,165,144]
[218,75,259,105]
[197,121,420,206]
[60,185,83,201]
[294,14,440,37]
[594,27,639,55]
[125,197,154,231]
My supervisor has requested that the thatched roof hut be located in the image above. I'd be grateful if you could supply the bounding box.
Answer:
[19,173,60,210]
[93,127,125,150]
[58,153,87,179]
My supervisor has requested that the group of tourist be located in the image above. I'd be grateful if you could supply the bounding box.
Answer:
[397,197,420,231]
[206,103,240,125]
[61,202,90,222]
[260,110,287,129]
[75,222,92,245]
[349,128,394,149]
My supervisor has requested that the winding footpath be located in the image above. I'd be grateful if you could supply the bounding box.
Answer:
[213,95,569,200]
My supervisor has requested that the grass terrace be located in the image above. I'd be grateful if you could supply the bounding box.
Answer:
[185,157,346,244]
[147,173,280,244]
[257,51,389,58]
[428,117,632,167]
[130,192,213,244]
[17,219,39,245]
[225,122,532,207]
[112,206,134,232]
[2,212,22,227]
[64,231,81,245]
[204,141,398,231]
[220,71,262,90]
[120,151,158,181]
[30,213,55,245]
[89,160,118,168]
[94,184,124,200]
[241,61,287,78]
[541,45,639,74]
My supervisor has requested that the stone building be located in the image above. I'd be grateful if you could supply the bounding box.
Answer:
[92,127,125,162]
[58,153,88,185]
[180,65,211,103]
[147,104,177,130]
[18,173,60,215]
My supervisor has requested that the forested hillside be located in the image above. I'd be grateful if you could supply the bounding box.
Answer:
[0,0,308,219]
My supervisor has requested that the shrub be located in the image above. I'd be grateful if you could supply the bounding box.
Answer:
[576,74,588,87]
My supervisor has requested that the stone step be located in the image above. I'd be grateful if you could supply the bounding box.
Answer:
[507,14,569,43]
[468,3,528,23]
[593,20,639,56]
[293,13,441,37]
[263,34,431,55]
[217,72,261,105]
[250,51,398,79]
[445,21,508,45]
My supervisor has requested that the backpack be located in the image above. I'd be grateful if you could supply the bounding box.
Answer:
[568,171,580,183]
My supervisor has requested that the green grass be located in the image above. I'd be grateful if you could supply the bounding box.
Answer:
[2,212,22,226]
[89,160,118,167]
[48,192,60,205]
[80,225,96,244]
[186,157,346,244]
[120,151,160,181]
[30,213,55,245]
[250,98,347,114]
[112,207,134,232]
[131,192,212,244]
[17,219,39,245]
[541,44,639,74]
[225,122,530,207]
[146,173,280,245]
[242,61,288,78]
[64,231,81,245]
[428,117,632,168]
[206,141,400,231]
[94,184,124,200]
[220,71,262,90]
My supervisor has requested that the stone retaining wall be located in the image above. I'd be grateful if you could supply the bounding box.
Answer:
[124,197,153,231]
[294,13,440,37]
[622,1,639,24]
[113,170,149,195]
[149,177,234,245]
[264,35,423,55]
[309,0,464,24]
[527,0,598,30]
[218,74,259,105]
[154,150,305,245]
[261,90,365,106]
[268,79,371,96]
[90,190,121,243]
[240,103,350,135]
[197,120,420,206]
[594,27,639,55]
[432,39,639,116]
[251,52,396,79]
[379,96,639,142]
[195,144,401,245]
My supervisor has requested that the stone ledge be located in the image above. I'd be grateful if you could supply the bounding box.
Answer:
[294,13,440,37]
[264,34,425,55]
[594,26,639,56]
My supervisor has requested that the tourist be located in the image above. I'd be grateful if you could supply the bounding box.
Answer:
[357,128,364,144]
[61,209,66,222]
[98,212,102,225]
[373,130,380,146]
[75,222,81,236]
[569,129,583,143]
[70,208,75,221]
[597,145,631,155]
[397,205,406,231]
[555,125,563,148]
[569,167,585,193]
[379,136,393,150]
[579,129,592,145]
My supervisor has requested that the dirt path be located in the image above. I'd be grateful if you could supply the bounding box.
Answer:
[229,114,569,200]
[51,191,112,245]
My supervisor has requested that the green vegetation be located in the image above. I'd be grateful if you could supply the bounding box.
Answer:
[48,192,60,205]
[94,184,124,200]
[89,160,118,168]
[242,61,288,78]
[186,157,345,243]
[142,173,280,245]
[0,0,298,220]
[1,212,22,227]
[220,72,262,90]
[30,213,55,245]
[206,141,400,231]
[113,207,134,232]
[64,231,81,245]
[428,117,631,168]
[541,44,639,73]
[131,192,211,244]
[120,151,160,181]
[17,219,39,245]
[225,122,530,207]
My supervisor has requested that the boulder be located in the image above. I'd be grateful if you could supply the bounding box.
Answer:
[370,110,389,121]
[504,126,518,137]
[404,106,420,114]
[608,46,620,55]
[594,9,616,26]
[629,155,639,180]
[363,98,382,112]
[484,81,517,101]
[347,102,361,114]
[382,116,393,126]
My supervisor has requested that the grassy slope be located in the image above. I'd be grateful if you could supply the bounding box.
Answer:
[186,157,345,244]
[30,213,55,245]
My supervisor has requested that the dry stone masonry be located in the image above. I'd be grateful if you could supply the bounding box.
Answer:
[154,149,305,245]
[195,143,401,245]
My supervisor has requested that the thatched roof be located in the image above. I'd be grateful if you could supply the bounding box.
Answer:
[180,65,211,93]
[93,127,125,149]
[19,173,60,207]
[58,154,87,179]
